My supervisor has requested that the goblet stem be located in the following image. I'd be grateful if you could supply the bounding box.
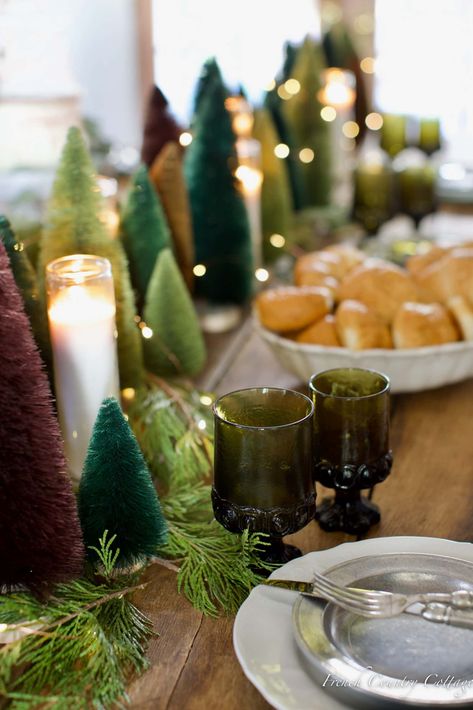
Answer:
[316,488,380,536]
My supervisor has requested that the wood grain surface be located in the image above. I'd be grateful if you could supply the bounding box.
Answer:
[128,326,473,709]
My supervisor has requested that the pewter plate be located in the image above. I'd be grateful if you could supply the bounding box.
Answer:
[293,553,473,708]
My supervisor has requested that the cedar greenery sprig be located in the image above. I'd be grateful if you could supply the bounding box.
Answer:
[128,383,274,617]
[0,532,154,709]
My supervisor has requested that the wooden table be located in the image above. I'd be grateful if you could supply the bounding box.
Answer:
[128,322,473,709]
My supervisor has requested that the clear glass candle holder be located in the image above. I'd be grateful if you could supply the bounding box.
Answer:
[212,387,316,565]
[310,368,392,536]
[46,254,120,482]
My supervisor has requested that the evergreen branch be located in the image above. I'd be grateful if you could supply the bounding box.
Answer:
[146,374,213,469]
[158,522,272,617]
[0,537,155,709]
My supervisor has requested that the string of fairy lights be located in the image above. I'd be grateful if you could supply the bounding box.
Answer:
[172,7,384,288]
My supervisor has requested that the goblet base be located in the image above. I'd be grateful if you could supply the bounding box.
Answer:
[316,493,380,536]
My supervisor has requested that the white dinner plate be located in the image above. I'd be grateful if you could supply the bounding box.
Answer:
[233,536,473,710]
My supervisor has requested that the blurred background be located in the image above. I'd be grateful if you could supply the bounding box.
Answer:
[2,0,473,273]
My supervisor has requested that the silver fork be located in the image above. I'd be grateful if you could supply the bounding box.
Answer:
[310,570,473,618]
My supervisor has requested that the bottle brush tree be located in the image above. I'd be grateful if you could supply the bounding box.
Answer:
[252,110,294,261]
[0,241,84,593]
[39,127,143,388]
[282,37,332,207]
[78,397,168,567]
[150,141,195,291]
[141,85,183,167]
[0,215,52,370]
[192,57,225,118]
[264,88,305,211]
[120,164,171,310]
[185,77,253,303]
[143,248,206,376]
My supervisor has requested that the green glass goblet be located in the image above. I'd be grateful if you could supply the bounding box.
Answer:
[309,368,392,536]
[212,387,316,565]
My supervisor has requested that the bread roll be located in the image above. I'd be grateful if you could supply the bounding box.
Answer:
[256,286,333,332]
[294,252,339,284]
[295,270,339,295]
[392,302,460,348]
[414,248,473,304]
[325,244,366,273]
[337,258,417,324]
[447,295,473,340]
[295,314,341,346]
[406,246,447,275]
[335,300,393,350]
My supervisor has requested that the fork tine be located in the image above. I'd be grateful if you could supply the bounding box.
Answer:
[313,571,383,596]
[303,587,389,617]
[313,573,388,607]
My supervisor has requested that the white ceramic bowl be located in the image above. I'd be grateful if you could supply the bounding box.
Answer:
[255,320,473,393]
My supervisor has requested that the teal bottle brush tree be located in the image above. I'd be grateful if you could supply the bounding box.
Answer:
[185,64,253,304]
[78,397,168,568]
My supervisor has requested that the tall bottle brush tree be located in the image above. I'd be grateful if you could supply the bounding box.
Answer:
[185,70,253,303]
[141,85,183,167]
[39,127,143,388]
[120,164,171,310]
[150,141,195,291]
[143,248,206,377]
[0,242,84,593]
[192,57,225,117]
[79,397,167,567]
[252,110,294,261]
[0,215,52,370]
[282,37,332,207]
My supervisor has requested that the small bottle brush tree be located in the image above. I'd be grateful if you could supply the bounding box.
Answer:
[39,127,143,388]
[282,37,332,207]
[150,141,195,291]
[143,248,206,376]
[0,215,52,369]
[0,242,84,593]
[120,164,171,310]
[252,110,294,261]
[264,88,305,211]
[141,85,183,167]
[185,76,253,304]
[78,397,167,567]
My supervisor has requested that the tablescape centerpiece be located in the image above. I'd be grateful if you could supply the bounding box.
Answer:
[0,121,278,707]
[310,367,392,535]
[46,254,120,481]
[211,387,316,565]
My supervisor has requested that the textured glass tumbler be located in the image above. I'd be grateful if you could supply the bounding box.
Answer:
[212,387,316,565]
[310,368,392,536]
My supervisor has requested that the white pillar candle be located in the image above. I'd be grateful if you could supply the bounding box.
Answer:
[236,164,264,270]
[46,255,120,482]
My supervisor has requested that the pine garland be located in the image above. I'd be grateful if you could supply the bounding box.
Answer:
[128,381,274,617]
[0,533,154,709]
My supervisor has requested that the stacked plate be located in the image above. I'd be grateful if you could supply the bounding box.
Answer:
[234,537,473,709]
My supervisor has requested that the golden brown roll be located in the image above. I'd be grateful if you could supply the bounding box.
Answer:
[295,270,339,295]
[447,295,473,340]
[406,245,447,275]
[294,252,340,284]
[255,286,333,333]
[414,248,473,304]
[337,258,418,324]
[325,244,366,273]
[392,302,460,348]
[335,300,393,350]
[295,314,341,346]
